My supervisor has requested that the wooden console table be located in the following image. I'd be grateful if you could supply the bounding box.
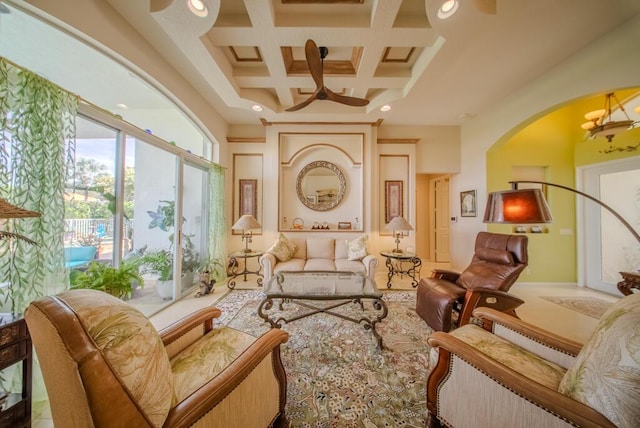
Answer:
[0,314,32,427]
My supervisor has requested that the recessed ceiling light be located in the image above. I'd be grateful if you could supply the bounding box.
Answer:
[187,0,208,17]
[116,103,129,109]
[252,105,263,112]
[438,0,459,19]
[380,105,391,112]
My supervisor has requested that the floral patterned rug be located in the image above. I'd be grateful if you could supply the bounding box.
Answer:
[214,290,434,427]
[539,296,614,319]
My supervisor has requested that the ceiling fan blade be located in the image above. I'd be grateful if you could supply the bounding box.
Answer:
[305,39,324,89]
[325,88,369,107]
[285,92,318,112]
[474,0,496,14]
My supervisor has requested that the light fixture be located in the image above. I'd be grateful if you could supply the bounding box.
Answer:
[385,216,413,253]
[0,198,41,245]
[231,214,261,253]
[187,0,208,17]
[581,92,637,142]
[115,103,129,109]
[438,0,459,19]
[380,105,391,112]
[251,104,263,112]
[484,180,640,294]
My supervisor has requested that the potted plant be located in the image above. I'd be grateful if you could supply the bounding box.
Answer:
[70,260,144,300]
[139,249,174,300]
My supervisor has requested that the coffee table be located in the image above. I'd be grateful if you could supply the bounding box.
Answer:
[258,271,388,348]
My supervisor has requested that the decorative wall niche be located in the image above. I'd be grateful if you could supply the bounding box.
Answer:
[279,133,364,231]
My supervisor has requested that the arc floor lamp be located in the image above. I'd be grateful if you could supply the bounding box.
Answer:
[483,180,640,295]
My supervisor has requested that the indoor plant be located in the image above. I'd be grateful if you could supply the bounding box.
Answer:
[70,260,144,300]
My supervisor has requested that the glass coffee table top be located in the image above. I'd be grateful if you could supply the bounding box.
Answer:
[263,270,380,298]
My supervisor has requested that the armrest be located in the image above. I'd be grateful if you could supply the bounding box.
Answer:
[458,288,524,327]
[430,269,460,282]
[472,307,583,357]
[160,307,221,358]
[165,329,289,427]
[260,253,276,281]
[427,332,614,428]
[362,254,379,279]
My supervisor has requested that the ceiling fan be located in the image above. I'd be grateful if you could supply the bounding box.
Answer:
[285,39,370,112]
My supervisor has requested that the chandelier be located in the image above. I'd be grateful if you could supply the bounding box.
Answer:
[581,92,637,142]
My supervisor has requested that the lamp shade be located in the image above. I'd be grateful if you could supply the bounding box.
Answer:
[483,189,552,224]
[385,216,413,231]
[232,214,261,230]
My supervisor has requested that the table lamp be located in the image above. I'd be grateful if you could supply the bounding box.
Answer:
[386,216,413,253]
[232,214,261,253]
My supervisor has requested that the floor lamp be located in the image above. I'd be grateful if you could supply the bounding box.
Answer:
[483,180,639,295]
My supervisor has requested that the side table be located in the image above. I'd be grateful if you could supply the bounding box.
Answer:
[0,314,32,428]
[380,251,422,289]
[227,250,264,289]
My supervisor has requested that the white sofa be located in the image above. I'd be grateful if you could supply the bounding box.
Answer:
[259,237,378,283]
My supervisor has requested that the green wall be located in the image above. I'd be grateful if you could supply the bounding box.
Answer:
[486,90,640,283]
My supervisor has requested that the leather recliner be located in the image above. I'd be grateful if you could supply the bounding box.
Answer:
[416,231,528,332]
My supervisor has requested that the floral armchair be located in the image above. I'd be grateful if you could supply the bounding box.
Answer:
[426,293,640,427]
[25,289,289,427]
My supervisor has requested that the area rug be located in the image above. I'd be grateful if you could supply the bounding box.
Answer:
[214,290,434,427]
[539,296,613,319]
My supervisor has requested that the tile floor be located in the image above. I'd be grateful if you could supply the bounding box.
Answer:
[32,261,621,427]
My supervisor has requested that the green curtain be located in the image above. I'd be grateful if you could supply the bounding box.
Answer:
[207,163,227,282]
[0,57,78,314]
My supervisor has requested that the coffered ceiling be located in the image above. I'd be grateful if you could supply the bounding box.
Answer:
[101,0,640,126]
[13,0,640,127]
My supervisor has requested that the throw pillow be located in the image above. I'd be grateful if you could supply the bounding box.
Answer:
[557,293,640,428]
[267,233,298,262]
[347,235,368,261]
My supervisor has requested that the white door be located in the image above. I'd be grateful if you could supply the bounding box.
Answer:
[579,156,640,295]
[434,176,450,262]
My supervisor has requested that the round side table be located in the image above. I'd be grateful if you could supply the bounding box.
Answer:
[380,250,422,288]
[227,250,264,289]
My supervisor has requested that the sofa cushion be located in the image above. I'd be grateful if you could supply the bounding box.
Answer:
[335,259,366,274]
[291,238,307,259]
[304,259,335,271]
[558,293,640,428]
[273,258,306,274]
[306,238,334,259]
[347,235,368,260]
[171,327,256,402]
[335,239,349,260]
[267,233,298,262]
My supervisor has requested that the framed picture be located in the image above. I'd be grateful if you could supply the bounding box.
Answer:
[338,222,352,230]
[460,189,477,217]
[385,180,403,223]
[239,179,257,218]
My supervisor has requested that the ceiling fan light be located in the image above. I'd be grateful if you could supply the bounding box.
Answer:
[584,109,605,121]
[438,0,459,19]
[187,0,208,17]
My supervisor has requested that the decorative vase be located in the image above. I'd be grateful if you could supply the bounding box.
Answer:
[156,279,174,300]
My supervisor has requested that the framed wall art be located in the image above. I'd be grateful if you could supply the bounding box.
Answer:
[385,180,403,223]
[460,189,477,217]
[239,179,257,218]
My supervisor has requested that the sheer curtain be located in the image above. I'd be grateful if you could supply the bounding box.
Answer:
[0,57,78,314]
[207,163,228,283]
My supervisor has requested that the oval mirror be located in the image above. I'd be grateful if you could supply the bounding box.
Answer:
[296,161,346,211]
